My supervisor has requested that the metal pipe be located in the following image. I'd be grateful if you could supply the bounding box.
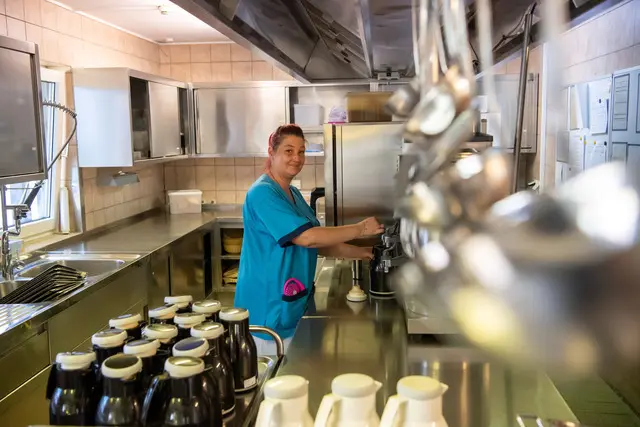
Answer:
[248,325,284,359]
[511,10,533,194]
[0,186,7,234]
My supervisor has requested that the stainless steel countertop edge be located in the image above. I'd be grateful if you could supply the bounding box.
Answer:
[0,205,244,350]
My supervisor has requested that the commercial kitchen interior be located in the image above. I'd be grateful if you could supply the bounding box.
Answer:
[1,0,640,426]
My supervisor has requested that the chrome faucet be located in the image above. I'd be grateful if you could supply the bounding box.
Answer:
[1,203,29,281]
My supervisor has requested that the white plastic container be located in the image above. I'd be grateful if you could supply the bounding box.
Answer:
[167,190,202,214]
[256,375,314,427]
[314,373,382,427]
[380,376,449,427]
[294,104,324,127]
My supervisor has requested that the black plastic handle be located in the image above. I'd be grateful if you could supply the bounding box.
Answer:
[140,372,169,427]
[310,187,325,216]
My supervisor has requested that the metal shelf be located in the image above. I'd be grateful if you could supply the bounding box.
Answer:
[300,126,324,134]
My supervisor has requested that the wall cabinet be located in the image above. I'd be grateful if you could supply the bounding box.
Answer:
[194,85,287,156]
[0,36,46,185]
[73,68,190,167]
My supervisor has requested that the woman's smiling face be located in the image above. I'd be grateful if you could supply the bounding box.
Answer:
[270,135,306,179]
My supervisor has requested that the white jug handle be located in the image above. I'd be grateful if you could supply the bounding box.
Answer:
[256,400,279,427]
[380,395,406,427]
[314,393,339,427]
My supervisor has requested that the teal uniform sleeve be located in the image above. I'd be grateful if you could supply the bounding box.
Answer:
[249,185,315,247]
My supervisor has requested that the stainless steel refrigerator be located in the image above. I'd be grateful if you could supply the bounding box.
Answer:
[323,122,404,227]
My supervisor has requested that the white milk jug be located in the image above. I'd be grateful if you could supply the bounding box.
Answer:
[256,375,314,427]
[380,376,449,427]
[314,373,382,427]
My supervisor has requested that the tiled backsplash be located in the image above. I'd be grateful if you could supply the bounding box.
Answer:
[164,157,325,205]
[158,43,295,82]
[81,165,165,231]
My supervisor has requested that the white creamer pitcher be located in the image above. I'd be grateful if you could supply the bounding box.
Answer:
[314,373,382,427]
[256,375,314,427]
[380,376,448,427]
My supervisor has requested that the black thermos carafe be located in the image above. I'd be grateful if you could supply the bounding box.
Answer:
[219,308,258,392]
[191,322,236,414]
[109,313,145,340]
[148,304,178,325]
[172,338,224,424]
[192,300,222,322]
[141,356,223,427]
[174,312,206,341]
[142,323,178,353]
[123,339,165,392]
[47,351,97,426]
[92,329,128,370]
[164,295,193,314]
[95,354,143,426]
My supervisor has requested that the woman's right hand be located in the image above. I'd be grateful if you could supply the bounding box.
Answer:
[358,217,385,237]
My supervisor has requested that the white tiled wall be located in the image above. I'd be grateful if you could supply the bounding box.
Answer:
[165,157,325,205]
[157,42,295,82]
[81,165,165,231]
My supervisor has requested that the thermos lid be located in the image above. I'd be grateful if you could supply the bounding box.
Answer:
[143,323,178,340]
[109,313,142,329]
[124,339,160,358]
[397,376,448,400]
[219,307,249,322]
[165,356,204,379]
[172,337,209,358]
[56,351,96,371]
[149,304,178,319]
[264,375,309,400]
[101,354,143,379]
[92,329,127,348]
[331,374,380,398]
[164,295,193,308]
[192,300,222,314]
[190,321,224,339]
[174,312,206,328]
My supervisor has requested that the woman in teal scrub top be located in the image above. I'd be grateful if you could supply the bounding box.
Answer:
[234,124,384,355]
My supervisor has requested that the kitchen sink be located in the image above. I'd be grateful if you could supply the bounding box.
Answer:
[16,253,141,280]
[0,279,30,299]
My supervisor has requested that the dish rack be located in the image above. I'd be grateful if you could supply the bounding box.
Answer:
[0,265,86,304]
[516,415,589,426]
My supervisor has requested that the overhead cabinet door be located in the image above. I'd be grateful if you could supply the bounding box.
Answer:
[148,82,182,158]
[195,87,287,155]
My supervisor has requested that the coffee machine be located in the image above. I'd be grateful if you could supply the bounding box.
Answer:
[369,222,407,297]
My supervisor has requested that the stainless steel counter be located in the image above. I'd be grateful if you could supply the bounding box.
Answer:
[277,259,582,427]
[0,206,243,342]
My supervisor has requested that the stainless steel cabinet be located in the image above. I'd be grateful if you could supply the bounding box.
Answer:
[325,123,404,226]
[0,36,46,185]
[170,231,210,300]
[149,82,182,158]
[73,68,188,167]
[195,86,287,156]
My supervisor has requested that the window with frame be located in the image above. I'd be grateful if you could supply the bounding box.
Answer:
[0,68,66,237]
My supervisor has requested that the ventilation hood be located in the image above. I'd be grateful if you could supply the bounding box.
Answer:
[172,0,414,82]
[173,0,624,83]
